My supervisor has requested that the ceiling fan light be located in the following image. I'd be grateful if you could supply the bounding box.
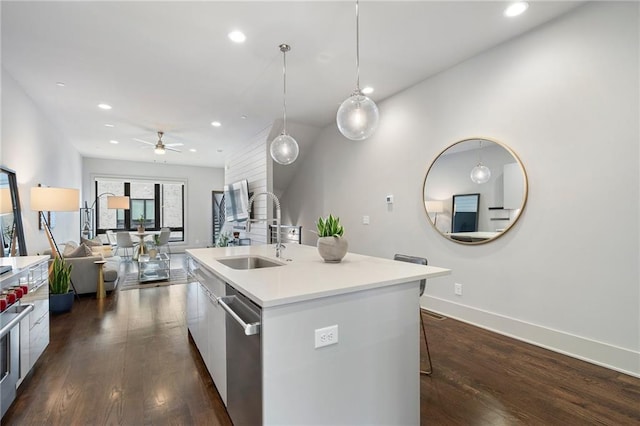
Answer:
[337,92,379,140]
[155,146,166,155]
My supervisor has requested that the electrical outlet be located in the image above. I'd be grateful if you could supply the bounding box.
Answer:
[315,325,339,348]
[362,215,370,225]
[454,283,463,296]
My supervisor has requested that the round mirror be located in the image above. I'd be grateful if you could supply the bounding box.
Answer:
[423,138,528,244]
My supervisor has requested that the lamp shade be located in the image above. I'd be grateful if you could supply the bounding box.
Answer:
[107,195,130,209]
[30,187,79,212]
[425,200,444,213]
[0,188,13,214]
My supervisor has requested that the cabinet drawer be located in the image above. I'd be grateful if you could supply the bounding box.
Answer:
[191,262,225,298]
[29,315,50,366]
[24,285,49,329]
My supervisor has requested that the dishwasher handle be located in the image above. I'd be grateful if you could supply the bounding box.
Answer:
[218,296,261,336]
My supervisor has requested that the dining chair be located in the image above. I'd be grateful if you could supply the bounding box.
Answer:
[156,227,171,255]
[115,232,136,261]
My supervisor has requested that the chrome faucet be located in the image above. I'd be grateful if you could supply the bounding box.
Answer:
[246,191,284,258]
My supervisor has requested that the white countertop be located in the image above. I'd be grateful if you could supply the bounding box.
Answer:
[186,244,450,308]
[0,255,48,270]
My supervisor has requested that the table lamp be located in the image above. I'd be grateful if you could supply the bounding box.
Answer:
[425,200,444,229]
[0,188,12,214]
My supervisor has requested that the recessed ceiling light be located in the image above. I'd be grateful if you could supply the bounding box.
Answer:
[104,123,115,127]
[228,31,246,43]
[211,121,222,127]
[97,103,112,110]
[504,2,529,17]
[56,82,65,87]
[189,148,197,152]
[362,86,374,95]
[109,140,119,144]
[217,149,224,153]
[240,115,247,120]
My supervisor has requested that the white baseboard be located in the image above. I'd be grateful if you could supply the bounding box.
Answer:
[423,295,640,379]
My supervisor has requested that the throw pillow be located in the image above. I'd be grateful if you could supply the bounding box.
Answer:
[81,237,103,247]
[65,243,92,258]
[62,241,79,257]
[91,246,113,258]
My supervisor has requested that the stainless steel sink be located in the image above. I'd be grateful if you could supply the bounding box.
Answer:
[217,256,284,270]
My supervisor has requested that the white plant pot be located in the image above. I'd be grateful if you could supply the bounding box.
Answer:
[317,236,348,263]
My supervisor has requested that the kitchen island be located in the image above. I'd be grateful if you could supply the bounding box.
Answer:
[186,244,450,425]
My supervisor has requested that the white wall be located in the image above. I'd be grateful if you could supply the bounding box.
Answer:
[224,126,273,244]
[1,68,83,255]
[282,3,640,376]
[82,157,223,250]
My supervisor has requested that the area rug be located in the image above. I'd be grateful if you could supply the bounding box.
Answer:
[119,268,189,291]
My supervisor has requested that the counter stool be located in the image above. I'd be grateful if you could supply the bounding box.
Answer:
[393,254,433,375]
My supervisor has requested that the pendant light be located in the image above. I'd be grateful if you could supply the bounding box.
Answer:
[336,0,379,141]
[270,44,299,165]
[470,140,491,184]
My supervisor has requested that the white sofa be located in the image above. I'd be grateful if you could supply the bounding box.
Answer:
[59,241,122,295]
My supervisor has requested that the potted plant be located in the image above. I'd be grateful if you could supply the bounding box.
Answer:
[137,214,145,233]
[316,214,348,263]
[49,256,74,314]
[216,231,231,247]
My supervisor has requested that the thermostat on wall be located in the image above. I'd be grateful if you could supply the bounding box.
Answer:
[386,194,394,204]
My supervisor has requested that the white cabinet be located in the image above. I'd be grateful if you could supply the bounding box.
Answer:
[0,256,49,388]
[186,256,227,405]
[186,281,198,338]
[503,162,524,210]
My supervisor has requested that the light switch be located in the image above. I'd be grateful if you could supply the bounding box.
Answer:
[386,194,394,204]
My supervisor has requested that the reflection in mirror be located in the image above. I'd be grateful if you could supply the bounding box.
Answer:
[452,193,480,233]
[0,167,28,256]
[423,138,528,244]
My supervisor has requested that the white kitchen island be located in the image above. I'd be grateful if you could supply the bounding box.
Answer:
[186,244,450,425]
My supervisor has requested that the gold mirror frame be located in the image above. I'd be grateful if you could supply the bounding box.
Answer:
[423,137,528,245]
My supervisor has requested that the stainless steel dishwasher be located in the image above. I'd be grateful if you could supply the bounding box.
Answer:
[218,284,262,425]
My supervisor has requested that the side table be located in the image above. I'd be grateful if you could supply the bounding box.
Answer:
[94,260,107,299]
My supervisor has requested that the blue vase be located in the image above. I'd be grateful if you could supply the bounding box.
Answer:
[49,290,74,314]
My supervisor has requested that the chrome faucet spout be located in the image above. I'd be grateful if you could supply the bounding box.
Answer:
[247,191,283,257]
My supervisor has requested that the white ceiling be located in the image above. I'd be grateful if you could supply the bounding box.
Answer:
[2,1,582,168]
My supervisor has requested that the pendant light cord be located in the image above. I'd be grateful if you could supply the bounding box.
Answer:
[355,0,360,93]
[280,44,290,134]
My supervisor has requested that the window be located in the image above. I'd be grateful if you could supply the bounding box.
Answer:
[95,178,185,241]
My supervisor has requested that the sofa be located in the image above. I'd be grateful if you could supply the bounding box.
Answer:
[59,240,122,295]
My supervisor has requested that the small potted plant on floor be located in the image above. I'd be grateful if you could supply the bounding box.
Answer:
[316,214,348,263]
[49,256,74,314]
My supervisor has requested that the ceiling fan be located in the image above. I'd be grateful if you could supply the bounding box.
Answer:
[133,131,182,155]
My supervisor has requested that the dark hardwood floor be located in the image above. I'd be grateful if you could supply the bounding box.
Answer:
[4,256,640,425]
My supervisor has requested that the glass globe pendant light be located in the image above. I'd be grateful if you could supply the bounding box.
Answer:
[470,140,491,184]
[270,44,299,165]
[336,0,379,141]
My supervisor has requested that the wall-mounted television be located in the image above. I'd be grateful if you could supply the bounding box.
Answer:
[223,179,250,222]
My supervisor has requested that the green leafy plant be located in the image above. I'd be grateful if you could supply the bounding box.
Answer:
[316,214,344,237]
[137,214,145,226]
[216,232,231,247]
[49,256,72,294]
